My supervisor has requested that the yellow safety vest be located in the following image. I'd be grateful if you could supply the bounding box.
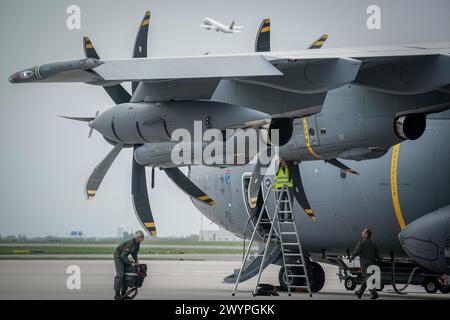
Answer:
[273,165,293,189]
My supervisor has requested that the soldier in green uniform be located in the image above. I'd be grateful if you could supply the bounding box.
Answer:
[350,228,381,299]
[113,230,145,300]
[273,159,294,221]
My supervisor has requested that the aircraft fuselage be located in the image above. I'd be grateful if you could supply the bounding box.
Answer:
[189,93,450,258]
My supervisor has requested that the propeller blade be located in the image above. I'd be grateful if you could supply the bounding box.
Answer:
[288,161,316,221]
[82,37,131,104]
[132,10,151,93]
[255,18,270,52]
[83,36,100,59]
[59,115,95,122]
[132,146,157,236]
[248,152,273,208]
[85,143,124,200]
[308,34,329,49]
[325,159,359,175]
[88,110,99,138]
[151,166,155,189]
[163,167,216,206]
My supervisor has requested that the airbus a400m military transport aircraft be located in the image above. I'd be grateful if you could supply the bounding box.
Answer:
[9,11,450,294]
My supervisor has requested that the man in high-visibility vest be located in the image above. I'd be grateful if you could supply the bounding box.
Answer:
[273,159,294,221]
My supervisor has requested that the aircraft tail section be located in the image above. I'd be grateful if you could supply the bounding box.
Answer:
[255,18,271,52]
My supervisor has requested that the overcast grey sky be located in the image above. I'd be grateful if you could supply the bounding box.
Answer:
[1,0,449,237]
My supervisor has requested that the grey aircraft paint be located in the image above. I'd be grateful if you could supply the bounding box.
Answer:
[6,1,450,276]
[188,97,450,262]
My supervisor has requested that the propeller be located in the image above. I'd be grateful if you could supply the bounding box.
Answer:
[88,111,100,138]
[164,167,215,206]
[308,34,329,49]
[251,23,318,220]
[132,145,156,236]
[248,153,317,221]
[83,37,131,104]
[248,152,273,208]
[62,10,215,237]
[248,21,354,220]
[58,111,99,138]
[288,161,316,221]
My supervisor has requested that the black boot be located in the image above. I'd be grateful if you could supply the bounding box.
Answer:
[370,290,379,300]
[114,290,122,300]
[121,290,131,300]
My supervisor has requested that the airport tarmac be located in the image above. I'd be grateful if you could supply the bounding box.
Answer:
[0,260,449,300]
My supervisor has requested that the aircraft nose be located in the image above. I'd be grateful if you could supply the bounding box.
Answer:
[9,72,22,83]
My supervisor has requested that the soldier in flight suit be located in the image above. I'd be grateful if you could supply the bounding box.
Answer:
[113,230,145,300]
[350,228,381,299]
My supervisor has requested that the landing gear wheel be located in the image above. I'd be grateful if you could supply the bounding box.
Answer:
[344,276,357,291]
[278,267,298,291]
[309,262,325,293]
[438,284,450,294]
[423,278,438,294]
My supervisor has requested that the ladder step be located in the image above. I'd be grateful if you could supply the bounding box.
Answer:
[234,187,313,296]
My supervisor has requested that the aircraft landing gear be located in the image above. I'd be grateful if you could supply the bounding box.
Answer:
[278,266,297,291]
[278,261,325,293]
[309,262,325,292]
[344,276,357,291]
[423,277,439,293]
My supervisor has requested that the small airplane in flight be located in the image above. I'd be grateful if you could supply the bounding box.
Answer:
[200,17,243,33]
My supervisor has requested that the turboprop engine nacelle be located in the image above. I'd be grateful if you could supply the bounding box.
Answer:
[90,101,270,144]
[394,113,427,141]
[399,206,450,274]
[134,128,273,168]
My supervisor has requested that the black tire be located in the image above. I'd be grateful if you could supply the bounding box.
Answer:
[278,266,301,290]
[423,278,439,294]
[310,262,325,293]
[344,276,357,291]
[438,284,450,294]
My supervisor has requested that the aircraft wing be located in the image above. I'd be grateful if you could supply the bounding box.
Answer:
[9,41,450,100]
